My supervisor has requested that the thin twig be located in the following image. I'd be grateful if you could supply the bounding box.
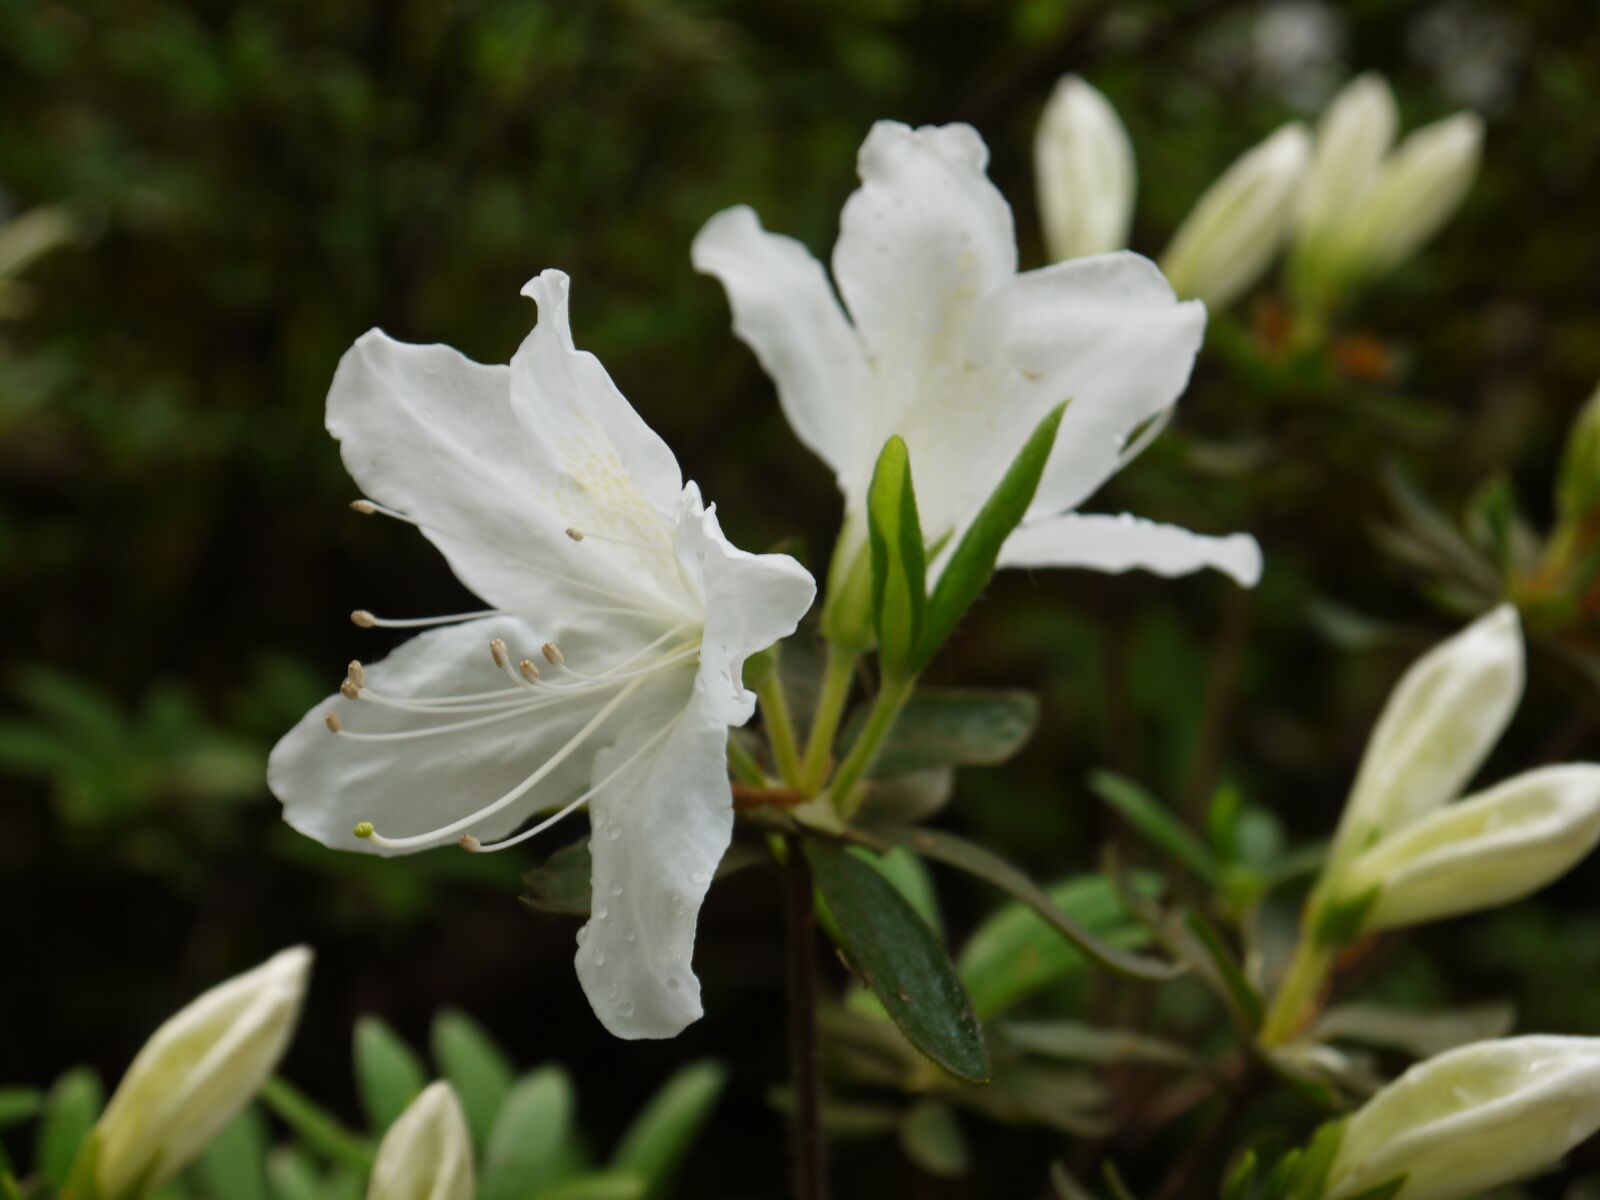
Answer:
[783,836,828,1200]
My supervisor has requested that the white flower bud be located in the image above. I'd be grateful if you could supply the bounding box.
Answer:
[94,946,312,1198]
[368,1082,475,1200]
[1336,764,1600,931]
[1340,112,1483,277]
[1326,1036,1600,1200]
[1034,76,1136,261]
[1329,605,1522,876]
[1160,122,1310,308]
[1295,73,1398,252]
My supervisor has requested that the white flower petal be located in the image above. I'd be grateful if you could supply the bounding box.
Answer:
[1332,605,1524,867]
[999,513,1262,586]
[368,1082,474,1200]
[268,616,669,855]
[576,698,732,1039]
[832,121,1016,383]
[691,206,868,482]
[1035,76,1137,262]
[991,252,1206,516]
[675,483,817,726]
[1327,1036,1600,1200]
[1340,764,1600,932]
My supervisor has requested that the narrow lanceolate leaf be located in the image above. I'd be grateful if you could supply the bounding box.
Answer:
[36,1067,102,1188]
[521,838,593,917]
[1000,1020,1200,1070]
[482,1066,579,1200]
[353,1017,428,1133]
[916,402,1066,668]
[898,1101,970,1179]
[842,688,1039,777]
[806,843,990,1083]
[0,1089,42,1129]
[1089,770,1222,886]
[195,1107,269,1200]
[866,435,927,677]
[610,1061,727,1199]
[897,827,1183,985]
[430,1011,514,1150]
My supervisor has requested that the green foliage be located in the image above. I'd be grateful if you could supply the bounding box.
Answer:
[808,842,990,1083]
[36,1067,102,1189]
[351,1018,427,1134]
[866,435,927,680]
[609,1062,727,1200]
[430,1010,515,1150]
[844,687,1039,778]
[915,404,1066,668]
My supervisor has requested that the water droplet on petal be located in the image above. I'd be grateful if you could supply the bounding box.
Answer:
[576,926,588,945]
[606,824,622,841]
[610,884,623,898]
[667,978,681,992]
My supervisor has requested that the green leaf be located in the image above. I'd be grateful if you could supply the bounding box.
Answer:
[999,1020,1199,1070]
[915,402,1065,668]
[806,842,990,1083]
[431,1010,515,1150]
[610,1061,726,1199]
[1558,384,1600,524]
[1222,1151,1258,1200]
[483,1067,580,1200]
[257,1079,375,1173]
[851,845,942,937]
[843,688,1039,777]
[897,828,1180,990]
[1089,770,1220,886]
[1287,1120,1345,1200]
[194,1106,268,1200]
[263,1148,321,1200]
[1336,1177,1407,1200]
[1310,1001,1514,1059]
[1179,911,1264,1032]
[531,1174,647,1200]
[866,435,927,677]
[521,838,592,917]
[352,1017,427,1134]
[0,1088,42,1129]
[36,1067,102,1188]
[898,1101,969,1179]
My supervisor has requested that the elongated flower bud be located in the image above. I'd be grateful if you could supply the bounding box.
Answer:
[1295,73,1398,252]
[1160,122,1310,308]
[1326,1036,1600,1200]
[1328,605,1522,877]
[1335,764,1600,932]
[368,1082,474,1200]
[1340,112,1483,277]
[1035,76,1136,261]
[93,947,312,1199]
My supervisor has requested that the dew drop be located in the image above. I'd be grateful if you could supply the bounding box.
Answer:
[606,824,622,841]
[610,883,623,898]
[575,926,588,946]
[667,978,681,992]
[595,951,606,967]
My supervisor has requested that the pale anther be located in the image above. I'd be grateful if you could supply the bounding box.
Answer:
[324,711,342,733]
[353,821,374,839]
[347,660,366,688]
[340,679,361,700]
[458,834,481,853]
[349,499,377,515]
[351,609,377,628]
[565,527,584,541]
[490,638,511,669]
[519,658,540,683]
[543,642,565,666]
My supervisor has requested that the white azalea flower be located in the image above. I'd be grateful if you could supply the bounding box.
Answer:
[1159,122,1311,309]
[268,270,815,1040]
[1326,1036,1600,1200]
[1319,605,1600,934]
[95,947,311,1198]
[368,1083,475,1200]
[692,120,1261,597]
[1034,76,1137,262]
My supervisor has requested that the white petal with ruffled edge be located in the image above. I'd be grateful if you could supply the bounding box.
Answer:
[999,512,1262,586]
[690,206,868,482]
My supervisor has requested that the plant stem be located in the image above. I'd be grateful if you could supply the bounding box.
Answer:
[757,668,804,788]
[799,644,857,792]
[727,735,767,786]
[782,836,827,1200]
[1258,936,1334,1047]
[259,1078,375,1171]
[825,674,912,816]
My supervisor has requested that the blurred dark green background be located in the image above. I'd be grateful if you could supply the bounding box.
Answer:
[4,0,1600,1195]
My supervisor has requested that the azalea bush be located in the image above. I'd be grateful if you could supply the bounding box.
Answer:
[7,2,1600,1198]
